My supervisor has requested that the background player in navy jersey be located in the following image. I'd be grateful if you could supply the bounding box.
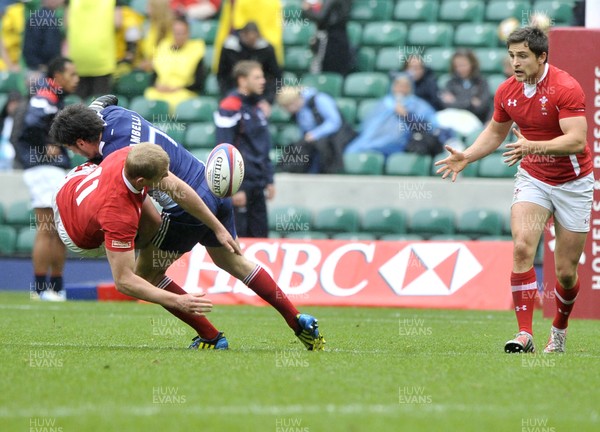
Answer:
[435,27,593,354]
[49,98,325,351]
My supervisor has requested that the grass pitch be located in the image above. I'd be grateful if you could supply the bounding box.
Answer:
[1,291,599,432]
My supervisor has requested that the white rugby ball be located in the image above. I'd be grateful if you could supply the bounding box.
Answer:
[205,143,245,198]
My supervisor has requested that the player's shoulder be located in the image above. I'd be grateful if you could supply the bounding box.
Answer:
[219,94,243,111]
[495,76,518,95]
[547,64,581,91]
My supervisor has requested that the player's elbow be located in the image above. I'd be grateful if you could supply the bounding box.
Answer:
[572,138,586,154]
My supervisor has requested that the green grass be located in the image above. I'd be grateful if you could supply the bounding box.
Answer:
[1,291,599,432]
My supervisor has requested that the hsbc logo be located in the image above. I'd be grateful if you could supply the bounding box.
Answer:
[507,99,517,107]
[379,243,483,296]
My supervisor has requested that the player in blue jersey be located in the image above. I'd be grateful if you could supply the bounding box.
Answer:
[49,97,325,351]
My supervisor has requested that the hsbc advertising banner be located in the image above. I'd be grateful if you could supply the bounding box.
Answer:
[166,239,514,310]
[545,28,600,319]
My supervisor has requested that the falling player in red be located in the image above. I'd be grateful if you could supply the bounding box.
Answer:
[435,26,593,353]
[53,143,240,319]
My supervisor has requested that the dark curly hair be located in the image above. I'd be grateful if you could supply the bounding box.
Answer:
[49,104,106,147]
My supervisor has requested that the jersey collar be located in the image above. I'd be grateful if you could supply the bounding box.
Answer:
[523,63,549,98]
[122,169,143,194]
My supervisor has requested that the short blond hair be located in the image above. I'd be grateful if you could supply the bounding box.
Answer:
[276,86,302,107]
[125,143,170,180]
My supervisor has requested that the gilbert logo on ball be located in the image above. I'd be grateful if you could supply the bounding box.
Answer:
[205,143,245,198]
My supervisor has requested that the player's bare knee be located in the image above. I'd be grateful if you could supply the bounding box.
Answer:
[556,269,577,290]
[512,238,536,266]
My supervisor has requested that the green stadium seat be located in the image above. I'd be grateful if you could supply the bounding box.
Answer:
[0,225,17,255]
[361,22,407,47]
[429,234,471,241]
[351,0,394,22]
[332,232,377,241]
[503,213,512,235]
[454,23,499,48]
[347,21,362,47]
[356,98,379,122]
[115,71,152,98]
[409,207,455,238]
[0,94,7,111]
[314,207,360,234]
[189,20,218,43]
[439,0,484,22]
[283,22,316,46]
[0,203,4,224]
[356,47,376,72]
[488,73,508,95]
[204,74,221,97]
[69,152,88,168]
[270,104,292,124]
[431,152,480,178]
[204,45,214,69]
[362,207,407,235]
[479,235,513,241]
[184,122,216,149]
[301,73,344,97]
[285,231,329,240]
[407,23,454,47]
[174,97,217,123]
[380,234,424,241]
[0,71,23,93]
[474,48,507,74]
[335,98,357,124]
[437,73,451,90]
[425,47,453,73]
[478,153,518,178]
[5,201,32,227]
[343,72,389,99]
[130,0,147,15]
[129,97,169,120]
[114,95,130,109]
[375,47,404,72]
[63,94,82,106]
[189,148,211,162]
[284,47,312,74]
[533,1,573,24]
[277,124,302,146]
[268,205,312,234]
[486,1,531,22]
[394,0,439,23]
[16,229,36,255]
[268,124,278,143]
[385,153,432,176]
[457,209,504,238]
[268,231,282,239]
[343,152,385,175]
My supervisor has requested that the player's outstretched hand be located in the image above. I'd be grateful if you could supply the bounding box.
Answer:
[502,128,528,167]
[434,145,468,182]
[216,227,243,255]
[175,292,212,315]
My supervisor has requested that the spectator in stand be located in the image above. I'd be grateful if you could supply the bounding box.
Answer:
[171,0,220,20]
[0,0,24,72]
[0,91,22,170]
[440,49,492,123]
[217,21,281,106]
[302,0,353,76]
[144,17,206,113]
[212,0,283,73]
[138,0,174,73]
[13,56,79,301]
[277,85,356,173]
[402,54,444,111]
[22,0,65,87]
[114,3,145,77]
[344,73,441,157]
[66,0,125,100]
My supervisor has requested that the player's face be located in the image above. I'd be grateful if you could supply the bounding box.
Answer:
[244,68,265,96]
[68,137,101,160]
[507,42,546,83]
[55,62,79,94]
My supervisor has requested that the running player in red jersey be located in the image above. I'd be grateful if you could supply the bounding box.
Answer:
[435,27,593,353]
[53,143,231,317]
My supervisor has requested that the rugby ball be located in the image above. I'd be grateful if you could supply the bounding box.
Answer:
[205,143,245,198]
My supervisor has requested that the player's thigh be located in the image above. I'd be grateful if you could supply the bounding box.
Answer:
[553,220,587,279]
[206,246,255,280]
[135,242,181,284]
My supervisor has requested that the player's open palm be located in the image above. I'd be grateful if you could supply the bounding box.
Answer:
[175,293,213,315]
[434,145,469,182]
